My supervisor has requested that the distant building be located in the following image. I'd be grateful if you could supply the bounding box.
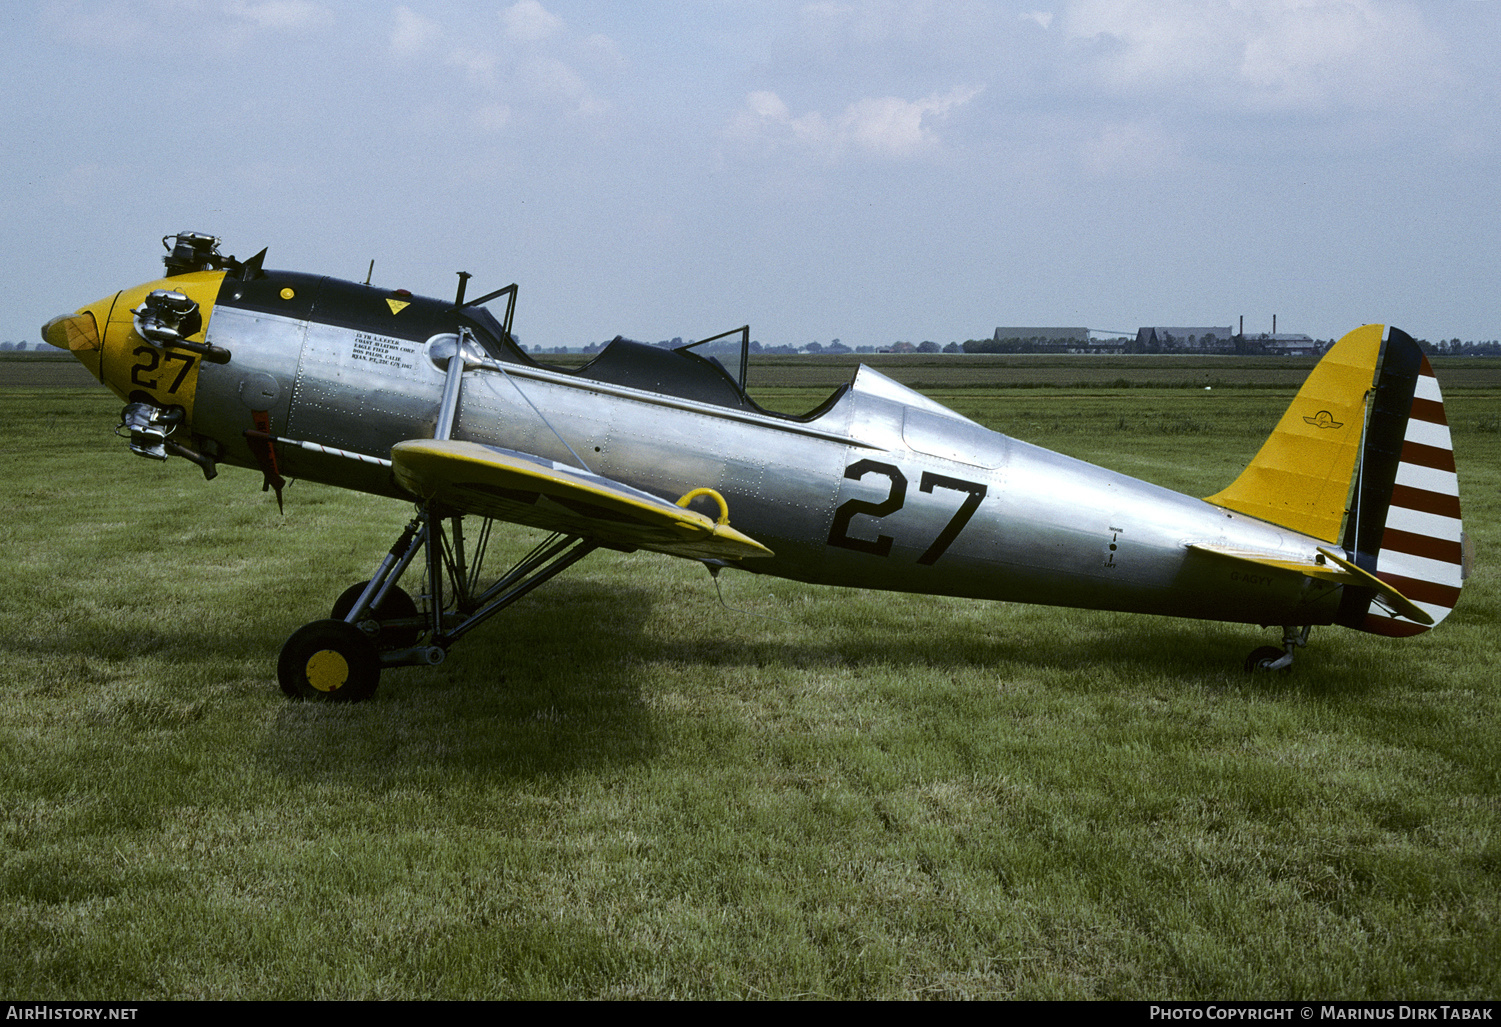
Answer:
[1258,333,1319,357]
[1074,336,1130,354]
[1134,327,1234,353]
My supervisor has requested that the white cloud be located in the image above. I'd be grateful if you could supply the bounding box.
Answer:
[390,5,441,58]
[843,88,981,157]
[1021,11,1055,30]
[797,0,994,46]
[503,0,564,43]
[727,86,981,161]
[447,45,501,90]
[1065,0,1443,113]
[729,91,836,154]
[518,55,609,116]
[411,4,615,128]
[223,1,333,33]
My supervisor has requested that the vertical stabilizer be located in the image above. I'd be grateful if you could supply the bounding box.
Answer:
[1206,324,1381,542]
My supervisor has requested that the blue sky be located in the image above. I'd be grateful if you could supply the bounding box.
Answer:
[4,1,1498,349]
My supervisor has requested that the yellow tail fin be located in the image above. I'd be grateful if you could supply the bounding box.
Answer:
[1204,325,1381,542]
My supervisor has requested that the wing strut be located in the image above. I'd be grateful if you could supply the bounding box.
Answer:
[431,326,593,472]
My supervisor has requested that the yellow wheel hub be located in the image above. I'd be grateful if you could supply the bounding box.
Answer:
[306,649,350,692]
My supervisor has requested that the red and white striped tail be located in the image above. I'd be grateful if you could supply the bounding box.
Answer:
[1356,348,1468,636]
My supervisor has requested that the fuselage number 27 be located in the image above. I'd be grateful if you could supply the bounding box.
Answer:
[827,459,988,565]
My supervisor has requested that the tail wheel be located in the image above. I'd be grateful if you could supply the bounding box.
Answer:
[278,619,381,701]
[330,581,421,649]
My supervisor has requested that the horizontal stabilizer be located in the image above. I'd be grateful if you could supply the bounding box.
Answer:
[1315,546,1433,626]
[391,440,772,562]
[1186,541,1432,626]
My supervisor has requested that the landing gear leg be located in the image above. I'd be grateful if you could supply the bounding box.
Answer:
[1244,625,1311,674]
[331,580,420,649]
[277,504,598,701]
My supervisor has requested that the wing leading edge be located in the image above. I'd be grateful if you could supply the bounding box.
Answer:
[390,440,772,562]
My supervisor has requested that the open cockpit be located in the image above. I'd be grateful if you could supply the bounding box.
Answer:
[457,304,849,424]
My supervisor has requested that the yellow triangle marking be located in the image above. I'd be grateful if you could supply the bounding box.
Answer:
[386,299,410,315]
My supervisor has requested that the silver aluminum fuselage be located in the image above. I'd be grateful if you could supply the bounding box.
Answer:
[192,293,1342,629]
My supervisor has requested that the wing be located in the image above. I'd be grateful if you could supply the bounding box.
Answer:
[390,439,772,562]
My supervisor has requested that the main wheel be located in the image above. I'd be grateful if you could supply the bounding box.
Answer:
[1244,645,1289,674]
[330,581,421,649]
[278,619,382,701]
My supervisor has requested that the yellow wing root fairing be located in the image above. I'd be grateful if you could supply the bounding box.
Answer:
[390,440,773,562]
[1205,325,1382,541]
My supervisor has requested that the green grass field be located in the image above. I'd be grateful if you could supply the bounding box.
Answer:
[1,384,1497,999]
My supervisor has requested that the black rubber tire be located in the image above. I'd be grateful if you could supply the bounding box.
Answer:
[1244,645,1290,674]
[330,581,421,650]
[278,619,382,702]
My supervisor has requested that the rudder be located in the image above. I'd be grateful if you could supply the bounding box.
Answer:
[1336,328,1466,635]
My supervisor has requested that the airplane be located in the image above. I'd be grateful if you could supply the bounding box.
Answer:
[41,232,1469,701]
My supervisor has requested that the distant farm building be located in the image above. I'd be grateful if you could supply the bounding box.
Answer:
[1258,333,1319,357]
[1076,333,1131,354]
[958,324,1324,356]
[1134,327,1234,353]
